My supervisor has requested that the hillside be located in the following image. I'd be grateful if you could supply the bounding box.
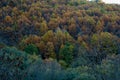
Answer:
[0,0,120,80]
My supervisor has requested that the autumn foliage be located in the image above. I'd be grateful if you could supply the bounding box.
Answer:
[0,0,120,80]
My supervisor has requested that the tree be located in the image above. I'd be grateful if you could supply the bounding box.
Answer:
[24,44,39,55]
[26,60,63,80]
[0,47,31,80]
[64,66,96,80]
[59,42,75,65]
[96,55,120,80]
[91,0,102,3]
[95,20,104,33]
[91,32,119,55]
[22,35,41,45]
[42,30,55,42]
[46,42,56,59]
[96,0,102,3]
[4,15,13,23]
[40,21,48,35]
[71,45,90,67]
[36,41,46,59]
[48,18,59,31]
[19,35,41,50]
[90,32,120,64]
[35,21,48,36]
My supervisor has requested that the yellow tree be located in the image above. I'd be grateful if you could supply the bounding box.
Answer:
[46,42,56,59]
[41,30,55,42]
[95,20,104,33]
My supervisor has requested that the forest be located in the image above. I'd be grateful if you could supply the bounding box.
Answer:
[0,0,120,80]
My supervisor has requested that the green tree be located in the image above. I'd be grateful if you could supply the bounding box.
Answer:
[91,32,119,55]
[64,66,96,80]
[59,42,75,65]
[91,0,102,3]
[90,32,119,64]
[96,0,102,3]
[24,44,39,55]
[0,47,31,80]
[96,55,120,80]
[26,60,63,80]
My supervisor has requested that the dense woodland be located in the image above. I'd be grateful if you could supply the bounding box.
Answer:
[0,0,120,80]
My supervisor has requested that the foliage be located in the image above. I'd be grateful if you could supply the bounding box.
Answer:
[90,32,119,63]
[96,55,120,80]
[59,42,75,65]
[24,44,39,55]
[64,66,96,80]
[26,60,64,80]
[0,0,120,80]
[71,46,90,67]
[0,47,31,80]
